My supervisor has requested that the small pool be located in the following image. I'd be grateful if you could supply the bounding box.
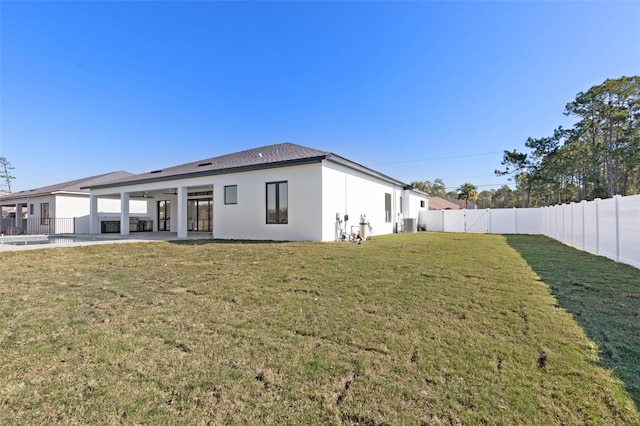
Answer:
[0,235,112,246]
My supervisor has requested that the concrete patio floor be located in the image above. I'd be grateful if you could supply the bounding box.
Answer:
[0,232,214,252]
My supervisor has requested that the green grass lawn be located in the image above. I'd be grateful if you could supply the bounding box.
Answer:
[0,233,638,425]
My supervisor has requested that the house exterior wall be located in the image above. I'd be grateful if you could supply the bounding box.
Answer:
[32,196,56,219]
[402,189,429,231]
[89,163,324,241]
[18,196,55,233]
[54,195,90,218]
[321,160,407,241]
[213,163,323,241]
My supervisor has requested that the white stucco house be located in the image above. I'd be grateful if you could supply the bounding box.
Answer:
[84,143,428,241]
[0,171,148,235]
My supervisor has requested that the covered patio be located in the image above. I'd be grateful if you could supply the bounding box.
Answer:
[88,183,214,239]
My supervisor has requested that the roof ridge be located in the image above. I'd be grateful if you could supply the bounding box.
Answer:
[167,142,328,169]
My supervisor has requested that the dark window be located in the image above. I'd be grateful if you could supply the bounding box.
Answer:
[420,200,425,208]
[158,200,171,231]
[41,203,50,225]
[385,193,391,222]
[224,185,237,205]
[188,190,213,197]
[400,196,403,214]
[29,204,34,215]
[266,181,288,224]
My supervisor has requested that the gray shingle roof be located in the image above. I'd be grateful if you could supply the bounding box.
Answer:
[0,171,134,201]
[85,142,409,190]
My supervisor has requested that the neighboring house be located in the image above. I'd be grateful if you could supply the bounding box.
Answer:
[0,171,148,235]
[85,143,429,241]
[447,197,477,210]
[0,191,13,219]
[428,196,463,210]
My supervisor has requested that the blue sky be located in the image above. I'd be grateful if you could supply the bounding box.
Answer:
[1,1,639,193]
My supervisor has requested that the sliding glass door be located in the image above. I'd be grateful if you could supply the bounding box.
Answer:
[187,199,212,232]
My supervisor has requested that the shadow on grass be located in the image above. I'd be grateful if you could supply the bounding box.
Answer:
[505,234,640,409]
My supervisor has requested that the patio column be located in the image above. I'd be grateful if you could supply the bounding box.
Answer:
[210,188,214,237]
[14,203,23,228]
[177,186,188,238]
[121,192,130,236]
[89,195,99,234]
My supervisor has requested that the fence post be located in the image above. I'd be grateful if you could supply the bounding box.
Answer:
[570,202,575,246]
[560,204,567,244]
[513,207,517,234]
[559,204,563,240]
[464,210,467,233]
[441,209,445,232]
[486,208,491,233]
[581,200,586,251]
[614,195,621,262]
[595,198,601,256]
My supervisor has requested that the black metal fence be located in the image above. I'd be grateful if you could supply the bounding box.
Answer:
[0,218,76,235]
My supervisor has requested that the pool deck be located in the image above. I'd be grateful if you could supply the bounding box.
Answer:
[0,232,215,252]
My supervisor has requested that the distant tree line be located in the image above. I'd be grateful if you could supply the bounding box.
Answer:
[496,76,639,207]
[410,178,521,209]
[414,77,639,209]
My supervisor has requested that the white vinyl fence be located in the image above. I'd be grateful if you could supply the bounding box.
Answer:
[424,207,544,234]
[424,194,640,269]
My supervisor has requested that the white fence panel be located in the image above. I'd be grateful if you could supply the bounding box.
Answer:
[546,205,559,240]
[489,209,515,234]
[562,204,572,244]
[597,198,618,262]
[516,208,544,234]
[552,205,562,239]
[583,200,599,255]
[618,195,640,268]
[443,210,465,233]
[425,210,443,232]
[571,202,584,250]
